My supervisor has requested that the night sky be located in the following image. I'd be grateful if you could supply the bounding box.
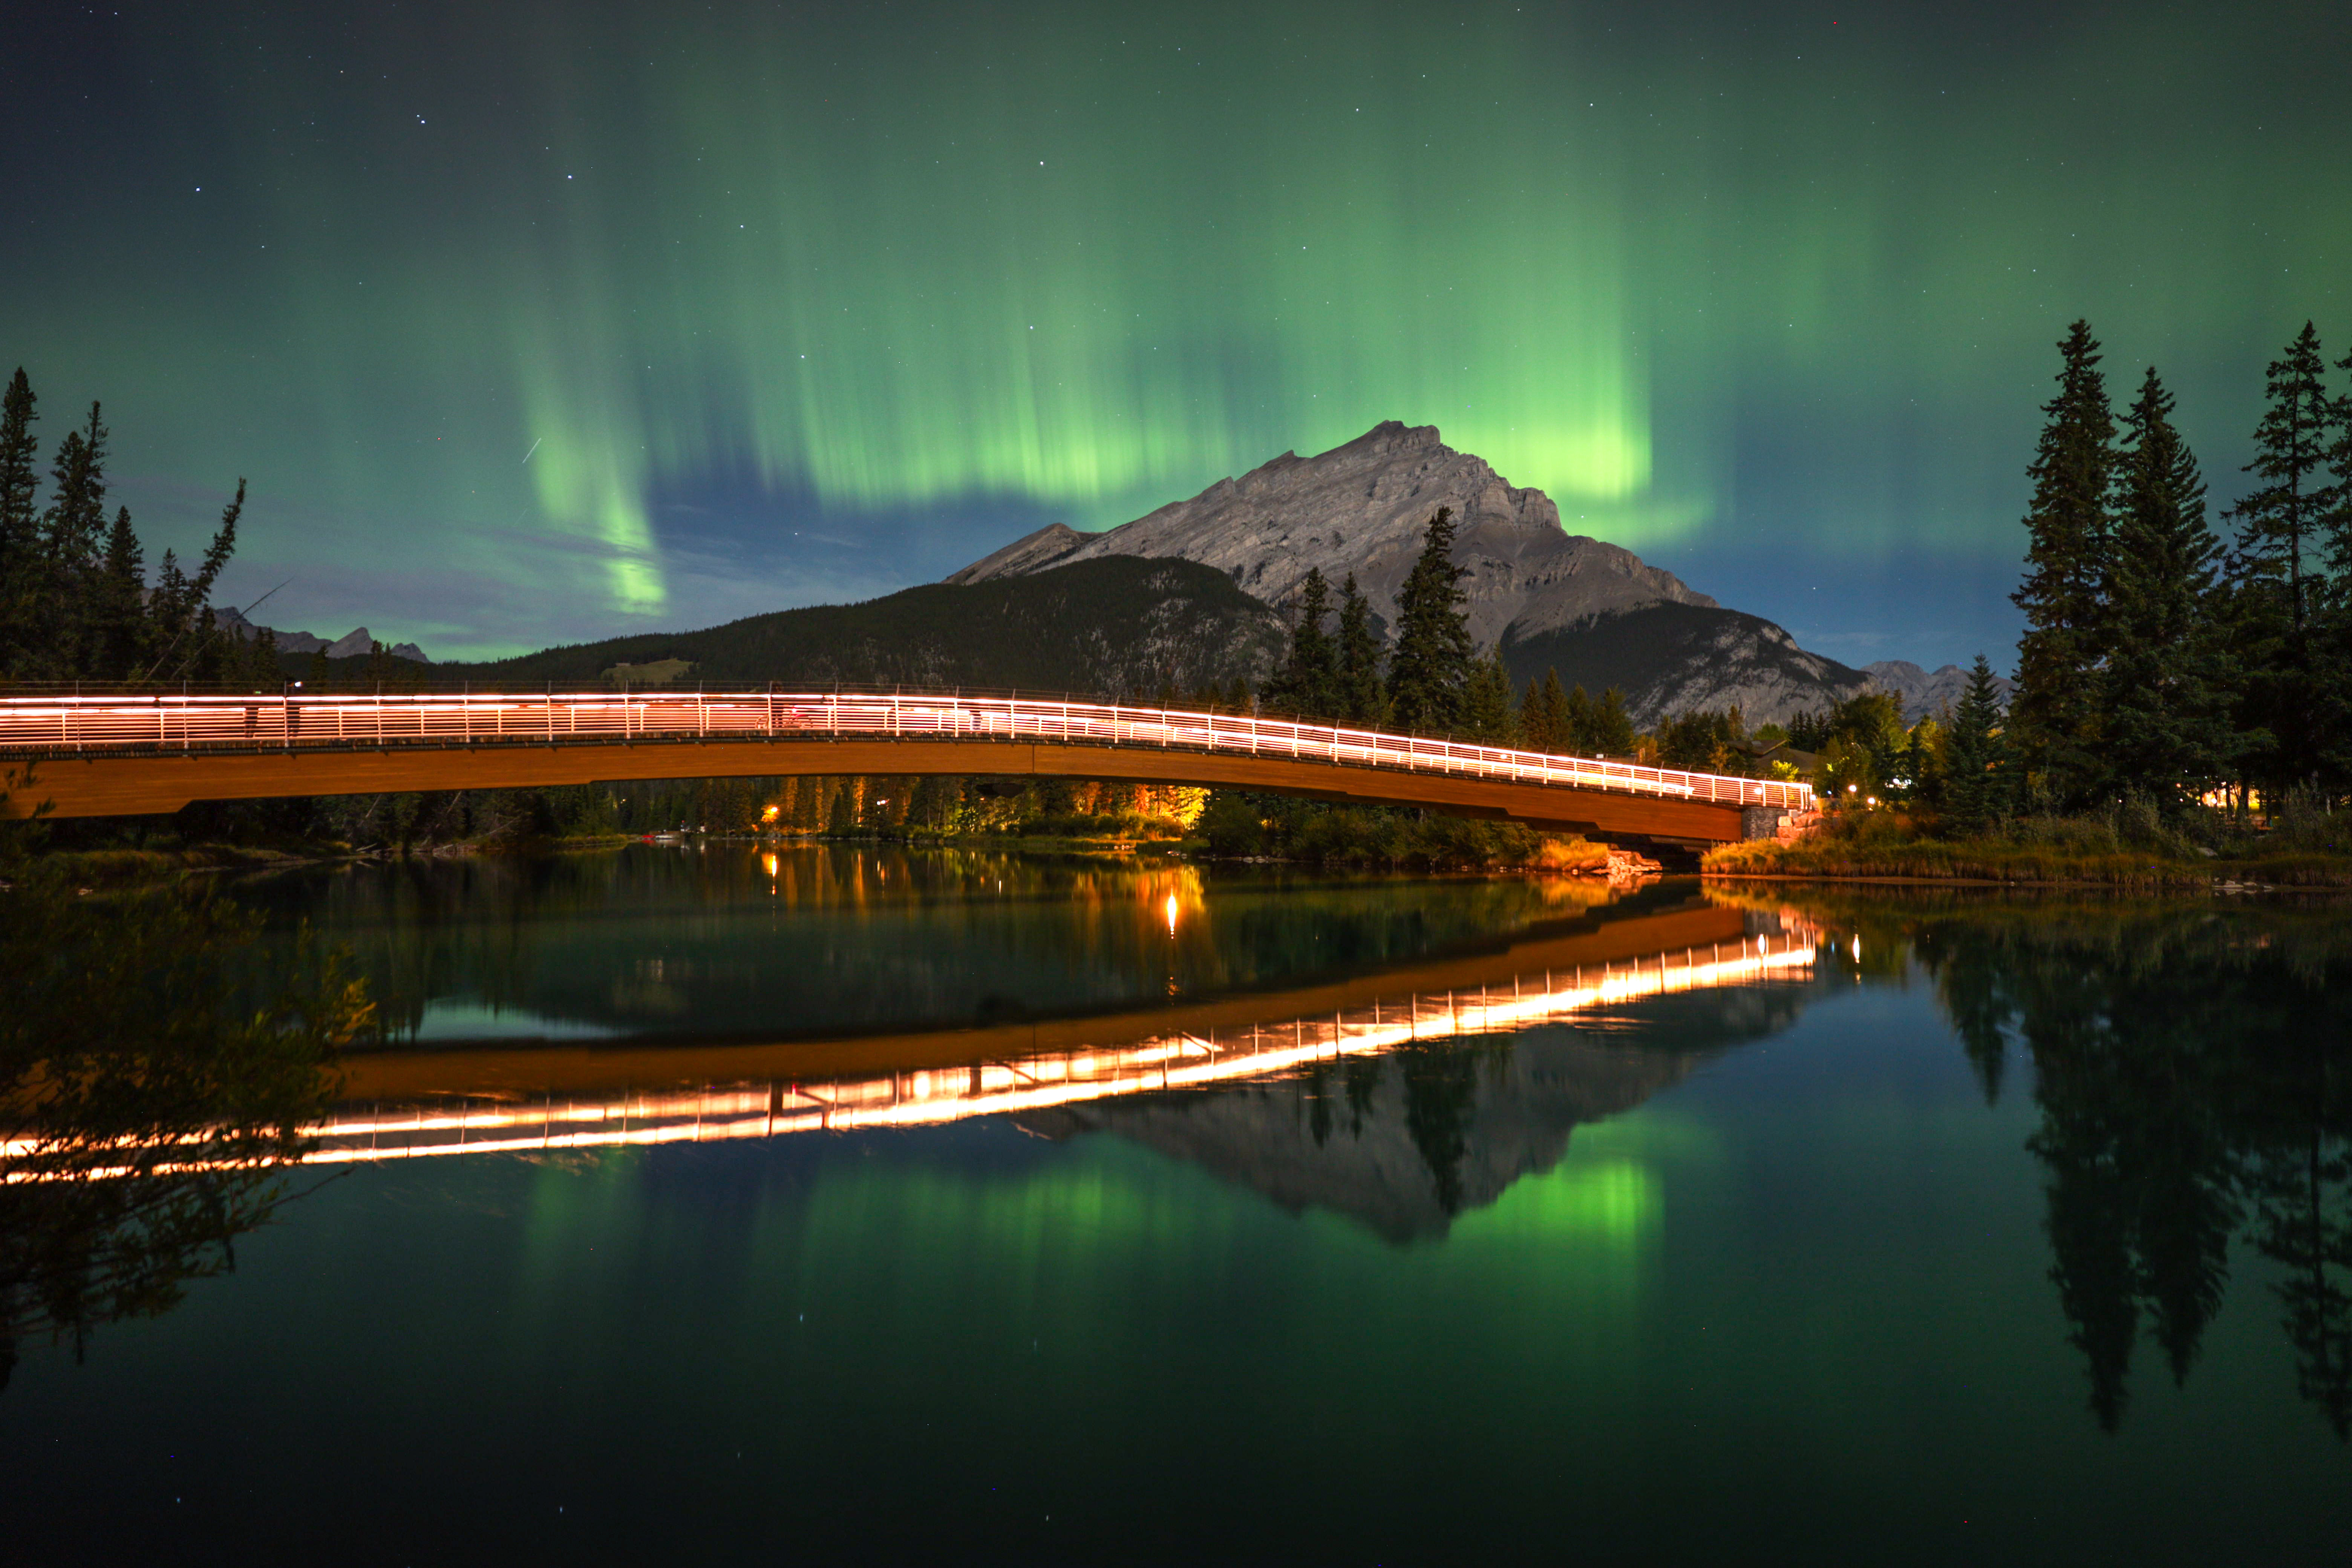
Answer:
[4,1,2347,664]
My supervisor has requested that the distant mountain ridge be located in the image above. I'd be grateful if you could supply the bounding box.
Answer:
[1863,660,2014,723]
[428,556,1284,695]
[218,605,431,664]
[1503,603,1872,727]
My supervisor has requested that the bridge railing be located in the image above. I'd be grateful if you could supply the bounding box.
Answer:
[0,689,1815,810]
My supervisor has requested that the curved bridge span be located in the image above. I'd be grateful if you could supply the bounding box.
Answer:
[0,689,1808,841]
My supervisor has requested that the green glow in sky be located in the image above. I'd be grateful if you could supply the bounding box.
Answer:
[4,2,2347,655]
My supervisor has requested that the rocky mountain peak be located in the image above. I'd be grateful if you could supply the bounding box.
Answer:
[216,605,431,664]
[946,421,1713,649]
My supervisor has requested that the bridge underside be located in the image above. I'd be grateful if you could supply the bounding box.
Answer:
[4,738,1750,842]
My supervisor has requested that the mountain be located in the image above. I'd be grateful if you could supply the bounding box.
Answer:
[219,606,431,663]
[946,420,1897,724]
[948,421,1714,648]
[1502,602,1872,727]
[1863,660,2014,723]
[426,556,1284,695]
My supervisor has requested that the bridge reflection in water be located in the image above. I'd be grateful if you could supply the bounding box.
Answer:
[312,928,1813,1167]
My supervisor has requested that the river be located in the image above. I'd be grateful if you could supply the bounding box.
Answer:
[4,845,2347,1563]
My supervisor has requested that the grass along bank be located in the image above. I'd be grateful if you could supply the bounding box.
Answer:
[1704,796,2352,889]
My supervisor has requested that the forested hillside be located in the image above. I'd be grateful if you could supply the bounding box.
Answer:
[377,556,1285,697]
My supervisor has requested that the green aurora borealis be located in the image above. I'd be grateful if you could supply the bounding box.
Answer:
[5,0,2349,659]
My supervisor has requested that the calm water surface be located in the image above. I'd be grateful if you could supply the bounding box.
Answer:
[5,845,2348,1564]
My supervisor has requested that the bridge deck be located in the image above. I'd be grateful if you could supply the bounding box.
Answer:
[0,689,1809,840]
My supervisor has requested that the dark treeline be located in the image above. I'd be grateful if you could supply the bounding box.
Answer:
[1259,505,1641,758]
[0,370,271,688]
[1739,315,2352,862]
[2000,318,2352,816]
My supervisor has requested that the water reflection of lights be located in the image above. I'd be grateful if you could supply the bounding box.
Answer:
[1164,892,1180,938]
[4,935,1811,1179]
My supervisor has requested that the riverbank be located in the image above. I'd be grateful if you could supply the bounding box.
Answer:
[1703,833,2352,890]
[742,825,1626,875]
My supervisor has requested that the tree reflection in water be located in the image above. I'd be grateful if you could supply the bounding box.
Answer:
[0,820,371,1389]
[1751,890,2352,1439]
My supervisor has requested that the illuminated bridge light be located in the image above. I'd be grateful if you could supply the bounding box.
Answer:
[1,936,1814,1181]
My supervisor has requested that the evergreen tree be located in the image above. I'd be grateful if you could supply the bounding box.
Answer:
[95,506,147,681]
[2011,320,2118,807]
[0,369,39,675]
[1335,573,1384,726]
[1942,655,2011,834]
[1268,568,1339,718]
[2333,340,2352,583]
[1895,715,1941,802]
[1563,683,1596,753]
[2317,342,2352,787]
[1589,687,1637,755]
[1520,669,1571,753]
[138,480,243,686]
[245,625,281,691]
[2102,367,2237,805]
[2225,324,2340,793]
[1385,507,1475,733]
[1461,649,1517,744]
[34,403,113,675]
[1541,670,1571,753]
[2229,323,2337,634]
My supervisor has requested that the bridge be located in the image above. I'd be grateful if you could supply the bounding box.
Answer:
[0,688,1811,843]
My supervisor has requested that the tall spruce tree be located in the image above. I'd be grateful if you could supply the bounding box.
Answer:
[1942,655,2011,834]
[2102,367,2236,805]
[1564,683,1596,753]
[1589,686,1637,755]
[1334,573,1384,725]
[2321,343,2352,786]
[34,403,115,676]
[1268,568,1339,719]
[2229,323,2337,632]
[2331,341,2352,585]
[2225,323,2341,793]
[0,370,40,677]
[2012,320,2117,808]
[1386,507,1475,732]
[95,506,149,681]
[1461,649,1518,744]
[1520,669,1571,753]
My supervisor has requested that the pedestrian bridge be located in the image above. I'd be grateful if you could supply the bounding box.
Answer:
[0,688,1809,843]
